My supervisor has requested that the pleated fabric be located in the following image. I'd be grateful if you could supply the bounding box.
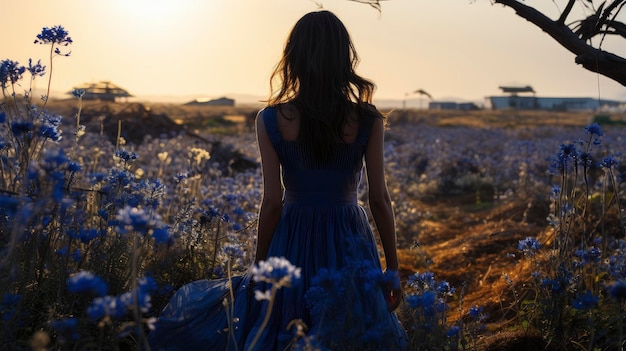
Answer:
[148,106,407,351]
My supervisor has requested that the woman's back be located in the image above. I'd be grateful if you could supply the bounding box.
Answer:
[261,104,373,204]
[274,103,361,144]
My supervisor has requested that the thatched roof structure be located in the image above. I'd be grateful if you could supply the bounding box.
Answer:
[68,81,133,101]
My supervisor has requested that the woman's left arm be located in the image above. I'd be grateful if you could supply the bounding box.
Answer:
[254,111,283,263]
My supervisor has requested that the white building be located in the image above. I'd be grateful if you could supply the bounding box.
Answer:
[485,86,624,111]
[485,96,623,111]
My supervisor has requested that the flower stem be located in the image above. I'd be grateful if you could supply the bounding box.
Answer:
[247,285,278,351]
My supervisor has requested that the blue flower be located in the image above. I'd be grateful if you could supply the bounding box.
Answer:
[518,237,541,256]
[138,276,158,295]
[71,228,101,243]
[407,271,435,289]
[577,151,592,167]
[435,297,449,313]
[550,185,561,200]
[151,226,171,244]
[252,256,301,288]
[38,124,62,141]
[212,265,225,278]
[114,149,138,162]
[71,88,85,98]
[541,277,566,294]
[174,172,188,183]
[222,213,232,223]
[0,196,21,217]
[87,296,120,320]
[42,148,69,171]
[601,156,617,169]
[68,162,81,172]
[221,244,244,259]
[549,143,578,173]
[116,205,149,233]
[406,290,436,312]
[446,325,462,338]
[575,246,602,265]
[56,246,69,256]
[435,280,455,296]
[572,290,599,310]
[608,280,626,301]
[87,277,156,321]
[10,122,33,138]
[584,123,603,137]
[559,143,577,158]
[34,25,73,46]
[38,109,62,126]
[67,270,108,296]
[0,59,26,89]
[26,58,46,78]
[468,305,484,319]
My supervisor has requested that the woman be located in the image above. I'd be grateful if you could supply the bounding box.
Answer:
[148,10,407,350]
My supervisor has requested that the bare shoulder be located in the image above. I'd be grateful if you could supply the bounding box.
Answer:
[254,108,268,130]
[276,103,299,141]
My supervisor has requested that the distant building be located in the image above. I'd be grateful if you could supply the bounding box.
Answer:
[429,101,480,110]
[68,81,132,102]
[486,96,623,111]
[429,101,457,110]
[185,97,235,106]
[486,85,623,111]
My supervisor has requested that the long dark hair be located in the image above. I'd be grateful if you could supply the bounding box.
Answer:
[268,10,378,163]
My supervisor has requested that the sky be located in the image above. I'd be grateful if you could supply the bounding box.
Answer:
[3,0,626,107]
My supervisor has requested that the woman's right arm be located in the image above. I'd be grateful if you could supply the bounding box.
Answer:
[254,110,283,263]
[365,114,402,311]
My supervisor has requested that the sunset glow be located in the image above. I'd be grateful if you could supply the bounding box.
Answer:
[3,0,625,106]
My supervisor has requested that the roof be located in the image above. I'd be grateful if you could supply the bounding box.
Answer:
[499,85,535,94]
[184,97,235,106]
[67,81,133,99]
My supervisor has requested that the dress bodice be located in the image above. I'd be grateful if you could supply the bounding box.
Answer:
[261,106,373,206]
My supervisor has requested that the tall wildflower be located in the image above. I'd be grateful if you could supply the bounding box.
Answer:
[510,122,626,349]
[403,270,464,350]
[247,257,301,350]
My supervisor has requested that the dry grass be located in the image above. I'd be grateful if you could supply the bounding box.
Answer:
[385,108,626,129]
[42,99,626,347]
[45,99,625,131]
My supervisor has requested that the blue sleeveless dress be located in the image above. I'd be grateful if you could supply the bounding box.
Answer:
[148,106,407,350]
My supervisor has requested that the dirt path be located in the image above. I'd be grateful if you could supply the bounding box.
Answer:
[396,196,551,330]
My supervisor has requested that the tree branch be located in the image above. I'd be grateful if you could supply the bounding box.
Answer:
[557,0,577,24]
[346,0,389,11]
[494,0,626,86]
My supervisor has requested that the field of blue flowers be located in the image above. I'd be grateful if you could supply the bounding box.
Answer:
[1,26,625,350]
